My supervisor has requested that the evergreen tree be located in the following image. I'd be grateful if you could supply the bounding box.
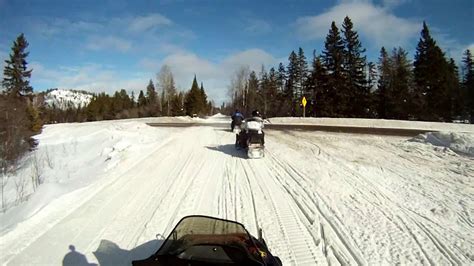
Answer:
[307,51,329,117]
[376,47,390,118]
[184,75,203,115]
[171,91,185,116]
[414,22,452,121]
[137,90,146,107]
[285,51,298,115]
[448,58,463,119]
[130,91,136,108]
[246,71,259,114]
[2,34,33,97]
[1,33,39,171]
[276,62,287,116]
[200,82,208,115]
[322,21,346,116]
[462,49,474,122]
[389,47,413,119]
[342,16,368,117]
[296,47,308,101]
[277,62,286,92]
[258,65,268,116]
[266,67,279,117]
[146,80,157,104]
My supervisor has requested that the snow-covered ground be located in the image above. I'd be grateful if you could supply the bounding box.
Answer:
[268,117,474,133]
[0,115,473,265]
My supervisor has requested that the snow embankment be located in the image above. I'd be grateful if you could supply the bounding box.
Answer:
[268,117,474,133]
[0,120,175,233]
[411,132,474,156]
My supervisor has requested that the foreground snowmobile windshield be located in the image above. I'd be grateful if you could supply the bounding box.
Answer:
[156,216,261,264]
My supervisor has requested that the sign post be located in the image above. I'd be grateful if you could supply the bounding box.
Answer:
[302,96,307,118]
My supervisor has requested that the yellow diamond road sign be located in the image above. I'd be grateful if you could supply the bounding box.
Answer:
[302,97,307,107]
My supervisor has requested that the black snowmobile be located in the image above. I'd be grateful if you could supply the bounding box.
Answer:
[132,215,282,266]
[236,117,265,159]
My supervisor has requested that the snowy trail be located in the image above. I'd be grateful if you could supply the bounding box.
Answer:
[1,122,473,265]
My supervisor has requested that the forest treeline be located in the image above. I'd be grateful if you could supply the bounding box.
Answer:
[225,18,473,122]
[40,73,214,123]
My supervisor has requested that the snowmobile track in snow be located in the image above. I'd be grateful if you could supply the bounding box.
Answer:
[2,124,472,266]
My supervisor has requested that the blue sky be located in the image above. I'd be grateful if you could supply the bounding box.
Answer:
[1,0,473,104]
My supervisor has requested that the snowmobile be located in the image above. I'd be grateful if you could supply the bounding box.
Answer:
[132,215,282,266]
[236,119,265,159]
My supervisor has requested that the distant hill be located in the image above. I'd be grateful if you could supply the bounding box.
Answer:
[43,89,93,110]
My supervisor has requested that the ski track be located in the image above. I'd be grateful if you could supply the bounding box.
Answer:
[2,124,473,265]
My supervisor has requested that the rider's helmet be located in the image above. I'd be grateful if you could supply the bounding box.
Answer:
[251,110,261,117]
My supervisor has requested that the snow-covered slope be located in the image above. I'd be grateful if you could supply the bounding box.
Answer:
[43,89,93,109]
[0,118,472,265]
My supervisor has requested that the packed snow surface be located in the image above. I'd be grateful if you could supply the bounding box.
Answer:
[1,115,473,265]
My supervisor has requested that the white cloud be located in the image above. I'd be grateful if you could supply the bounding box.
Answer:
[296,1,420,48]
[85,35,132,52]
[222,49,279,74]
[30,62,149,94]
[467,44,474,54]
[127,13,172,33]
[142,48,279,104]
[29,47,279,104]
[161,52,221,89]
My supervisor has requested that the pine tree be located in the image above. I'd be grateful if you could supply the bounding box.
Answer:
[376,47,390,118]
[200,82,208,115]
[277,62,286,92]
[130,91,136,108]
[390,47,413,120]
[286,51,298,115]
[276,62,287,116]
[414,21,452,121]
[307,51,329,117]
[296,47,308,101]
[184,75,202,116]
[462,49,474,122]
[322,21,346,116]
[2,34,33,97]
[146,80,157,104]
[266,67,279,117]
[1,33,39,171]
[137,90,146,107]
[342,16,368,117]
[246,71,259,114]
[448,58,463,119]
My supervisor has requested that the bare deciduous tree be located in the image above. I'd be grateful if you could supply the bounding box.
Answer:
[157,65,176,116]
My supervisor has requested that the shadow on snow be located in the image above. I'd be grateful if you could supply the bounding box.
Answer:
[205,144,247,159]
[63,239,164,266]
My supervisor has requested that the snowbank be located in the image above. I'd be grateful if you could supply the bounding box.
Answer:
[0,120,174,232]
[411,132,474,156]
[268,117,474,133]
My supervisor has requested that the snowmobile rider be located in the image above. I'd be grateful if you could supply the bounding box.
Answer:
[238,110,265,148]
[231,109,244,131]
